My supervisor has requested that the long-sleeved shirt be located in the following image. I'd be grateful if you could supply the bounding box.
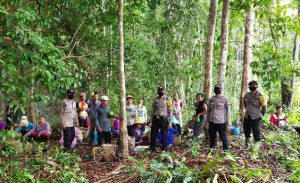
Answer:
[27,122,51,136]
[172,100,183,126]
[88,100,100,120]
[60,99,78,127]
[207,95,230,124]
[96,105,111,132]
[16,122,35,133]
[126,104,136,126]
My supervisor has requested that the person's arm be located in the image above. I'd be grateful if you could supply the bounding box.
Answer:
[144,107,148,123]
[225,100,231,126]
[149,101,155,126]
[95,108,101,132]
[205,100,211,124]
[197,103,207,117]
[39,123,51,135]
[269,114,274,125]
[74,101,79,127]
[25,126,35,137]
[59,100,66,129]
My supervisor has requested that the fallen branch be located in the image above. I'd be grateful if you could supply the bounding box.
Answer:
[177,147,192,159]
[222,172,229,183]
[106,164,125,176]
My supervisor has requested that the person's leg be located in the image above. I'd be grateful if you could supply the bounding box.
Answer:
[141,124,146,134]
[193,122,201,138]
[83,118,87,128]
[39,131,51,142]
[160,118,168,150]
[176,124,182,135]
[252,118,262,142]
[104,131,112,144]
[243,117,252,138]
[209,123,217,148]
[63,127,72,150]
[78,118,83,127]
[150,117,159,151]
[98,131,103,146]
[217,123,229,150]
[89,119,95,145]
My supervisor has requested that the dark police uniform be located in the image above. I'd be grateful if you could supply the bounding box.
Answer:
[243,91,266,142]
[150,96,169,151]
[207,95,230,150]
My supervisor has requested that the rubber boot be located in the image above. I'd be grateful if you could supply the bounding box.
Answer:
[252,141,261,153]
[245,138,251,149]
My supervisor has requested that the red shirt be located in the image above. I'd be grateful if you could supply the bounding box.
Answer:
[269,113,287,126]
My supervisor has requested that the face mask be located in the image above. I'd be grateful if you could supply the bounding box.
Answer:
[158,91,164,96]
[214,89,221,95]
[249,87,257,92]
[67,95,74,99]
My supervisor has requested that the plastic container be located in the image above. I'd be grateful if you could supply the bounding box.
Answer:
[231,126,240,136]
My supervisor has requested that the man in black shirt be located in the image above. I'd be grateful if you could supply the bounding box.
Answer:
[194,93,207,138]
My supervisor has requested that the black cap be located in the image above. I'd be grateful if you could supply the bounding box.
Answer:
[157,86,165,92]
[214,85,222,90]
[248,80,258,87]
[67,89,75,95]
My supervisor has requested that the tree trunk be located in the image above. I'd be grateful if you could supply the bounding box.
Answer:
[118,0,128,159]
[281,1,299,108]
[29,86,36,122]
[203,0,218,103]
[217,0,230,89]
[239,4,255,121]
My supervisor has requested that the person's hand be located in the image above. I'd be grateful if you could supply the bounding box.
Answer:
[168,122,172,129]
[97,127,102,132]
[37,132,42,137]
[226,125,231,134]
[60,123,66,130]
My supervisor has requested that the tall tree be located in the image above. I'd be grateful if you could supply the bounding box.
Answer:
[217,0,230,88]
[240,4,255,120]
[284,0,299,107]
[118,0,129,159]
[203,0,218,102]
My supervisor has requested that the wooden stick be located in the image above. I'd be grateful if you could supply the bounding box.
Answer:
[222,172,229,183]
[106,164,125,176]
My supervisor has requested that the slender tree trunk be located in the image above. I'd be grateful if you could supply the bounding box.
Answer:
[217,0,230,89]
[29,86,36,122]
[118,0,128,159]
[239,4,254,121]
[281,1,299,108]
[203,0,218,103]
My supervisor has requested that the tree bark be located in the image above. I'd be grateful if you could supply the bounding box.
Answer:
[118,0,128,159]
[239,4,255,121]
[203,0,218,103]
[281,1,299,108]
[29,85,36,122]
[217,0,230,89]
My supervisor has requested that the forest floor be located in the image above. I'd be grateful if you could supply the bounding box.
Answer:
[1,125,299,183]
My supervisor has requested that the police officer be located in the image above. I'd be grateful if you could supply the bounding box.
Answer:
[206,85,230,150]
[243,80,267,150]
[60,89,79,151]
[150,86,171,153]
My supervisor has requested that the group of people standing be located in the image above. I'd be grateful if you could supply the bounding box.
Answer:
[2,79,291,155]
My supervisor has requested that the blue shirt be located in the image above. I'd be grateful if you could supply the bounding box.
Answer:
[96,105,111,132]
[16,122,35,134]
[158,126,178,146]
